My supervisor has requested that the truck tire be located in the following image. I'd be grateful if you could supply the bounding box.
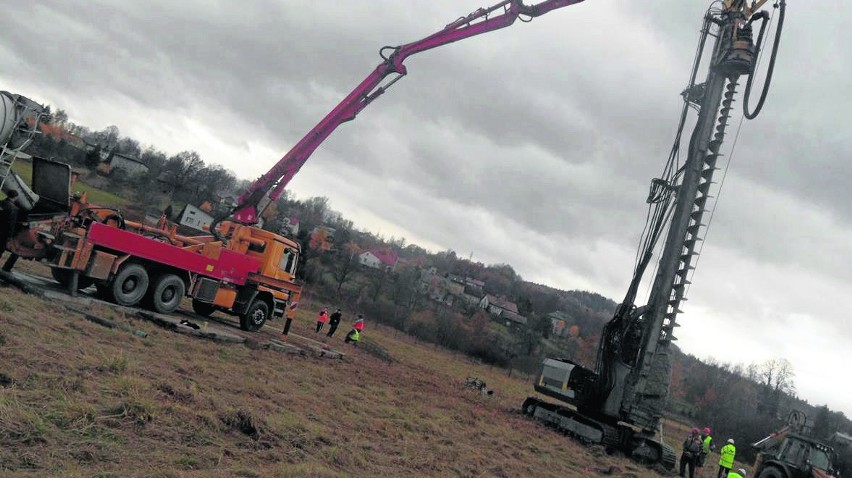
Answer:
[191,299,216,317]
[240,299,269,331]
[147,273,185,314]
[758,468,784,478]
[51,268,94,291]
[110,263,149,307]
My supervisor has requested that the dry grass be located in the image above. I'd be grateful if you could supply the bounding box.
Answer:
[1,280,681,477]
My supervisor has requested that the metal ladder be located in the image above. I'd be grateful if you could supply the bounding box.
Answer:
[0,93,44,191]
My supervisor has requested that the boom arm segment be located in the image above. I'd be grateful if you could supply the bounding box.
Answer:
[229,0,585,225]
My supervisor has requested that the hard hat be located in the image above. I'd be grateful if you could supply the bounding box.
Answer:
[727,438,735,444]
[704,427,711,434]
[692,427,700,434]
[737,468,747,476]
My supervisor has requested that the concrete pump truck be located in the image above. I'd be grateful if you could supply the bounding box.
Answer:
[522,0,788,470]
[2,0,589,332]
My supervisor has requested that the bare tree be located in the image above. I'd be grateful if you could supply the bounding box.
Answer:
[758,358,797,395]
[332,243,362,293]
[754,358,796,417]
[51,108,68,125]
[367,267,389,302]
[163,151,204,200]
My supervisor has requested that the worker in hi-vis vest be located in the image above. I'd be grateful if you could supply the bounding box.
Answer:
[727,468,746,478]
[718,438,736,478]
[345,314,365,345]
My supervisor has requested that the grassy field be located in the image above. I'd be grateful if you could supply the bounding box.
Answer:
[0,268,700,477]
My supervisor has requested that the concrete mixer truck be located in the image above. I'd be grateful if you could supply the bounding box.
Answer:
[0,90,46,205]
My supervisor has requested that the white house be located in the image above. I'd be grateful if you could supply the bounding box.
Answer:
[358,249,398,271]
[280,216,300,236]
[177,204,214,232]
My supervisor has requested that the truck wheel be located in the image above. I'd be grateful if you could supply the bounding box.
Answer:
[191,299,216,317]
[147,274,185,314]
[758,468,784,478]
[240,299,269,331]
[51,268,94,290]
[110,264,149,306]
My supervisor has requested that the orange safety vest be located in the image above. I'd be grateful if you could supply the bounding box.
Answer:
[317,311,329,323]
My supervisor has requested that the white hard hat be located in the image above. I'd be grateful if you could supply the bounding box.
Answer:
[727,438,735,444]
[737,468,747,476]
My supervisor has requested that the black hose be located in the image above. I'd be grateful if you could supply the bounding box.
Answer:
[743,0,786,119]
[209,212,229,243]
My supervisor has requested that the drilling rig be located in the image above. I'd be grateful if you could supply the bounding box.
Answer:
[522,0,787,469]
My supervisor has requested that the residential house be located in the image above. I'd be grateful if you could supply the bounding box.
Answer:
[177,204,214,232]
[424,275,455,306]
[359,249,398,272]
[501,310,528,327]
[460,283,485,306]
[280,216,299,236]
[480,294,527,327]
[465,277,485,289]
[109,152,148,176]
[480,294,519,315]
[546,311,572,338]
[97,149,149,176]
[310,225,336,243]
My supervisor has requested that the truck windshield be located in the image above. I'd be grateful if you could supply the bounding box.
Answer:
[808,447,831,471]
[279,249,297,275]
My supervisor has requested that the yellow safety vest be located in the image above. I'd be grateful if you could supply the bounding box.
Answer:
[703,435,713,454]
[719,444,736,468]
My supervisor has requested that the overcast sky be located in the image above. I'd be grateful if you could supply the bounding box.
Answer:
[2,1,850,417]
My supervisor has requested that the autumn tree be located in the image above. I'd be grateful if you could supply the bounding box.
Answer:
[309,228,333,254]
[568,324,580,338]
